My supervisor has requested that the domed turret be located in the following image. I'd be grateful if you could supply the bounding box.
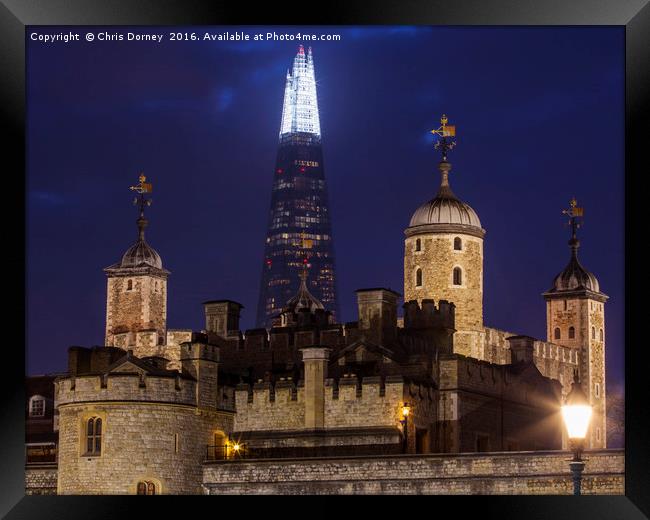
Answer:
[119,216,163,269]
[403,115,485,358]
[409,161,482,230]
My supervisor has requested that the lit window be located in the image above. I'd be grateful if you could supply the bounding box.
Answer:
[415,268,423,287]
[454,237,462,250]
[554,328,561,340]
[137,481,157,495]
[453,267,462,286]
[85,417,102,456]
[568,326,575,339]
[29,395,45,417]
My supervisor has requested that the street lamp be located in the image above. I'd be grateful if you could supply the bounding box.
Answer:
[561,372,593,495]
[400,403,411,453]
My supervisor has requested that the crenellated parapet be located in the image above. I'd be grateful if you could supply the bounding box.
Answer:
[234,375,421,433]
[403,299,455,331]
[55,372,197,408]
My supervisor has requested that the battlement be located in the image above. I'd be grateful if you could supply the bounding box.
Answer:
[234,375,408,432]
[179,341,219,363]
[403,299,455,330]
[55,372,197,407]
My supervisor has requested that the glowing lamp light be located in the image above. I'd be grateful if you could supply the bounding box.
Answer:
[233,444,240,452]
[561,374,592,441]
[561,405,592,439]
[401,403,410,418]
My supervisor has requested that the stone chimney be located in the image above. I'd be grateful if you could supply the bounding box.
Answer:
[355,288,400,345]
[507,335,536,364]
[299,346,331,429]
[203,300,243,338]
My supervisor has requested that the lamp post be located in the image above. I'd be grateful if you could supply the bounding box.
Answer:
[400,403,411,454]
[561,372,593,495]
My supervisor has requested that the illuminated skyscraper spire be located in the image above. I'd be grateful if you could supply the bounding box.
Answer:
[257,46,339,327]
[279,45,321,138]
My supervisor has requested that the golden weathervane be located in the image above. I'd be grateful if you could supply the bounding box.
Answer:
[430,114,457,160]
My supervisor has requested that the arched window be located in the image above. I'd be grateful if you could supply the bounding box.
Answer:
[28,395,45,417]
[415,238,421,252]
[453,267,462,286]
[454,237,462,250]
[568,326,575,339]
[127,279,133,291]
[599,329,604,341]
[415,268,423,287]
[85,417,102,455]
[137,481,157,495]
[591,327,596,340]
[554,327,561,340]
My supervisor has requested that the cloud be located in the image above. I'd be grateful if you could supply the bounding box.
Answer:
[217,87,234,111]
[30,191,66,206]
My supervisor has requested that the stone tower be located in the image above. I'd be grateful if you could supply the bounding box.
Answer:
[404,116,485,358]
[104,175,170,350]
[543,198,608,449]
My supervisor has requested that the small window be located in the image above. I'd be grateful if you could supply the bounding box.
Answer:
[595,383,600,398]
[591,327,596,340]
[29,395,45,417]
[563,300,568,311]
[568,326,575,339]
[127,279,133,291]
[554,327,561,340]
[596,427,601,441]
[454,237,462,250]
[415,238,421,252]
[599,329,604,341]
[174,433,179,453]
[415,268,423,287]
[453,267,462,286]
[137,481,157,495]
[85,417,102,456]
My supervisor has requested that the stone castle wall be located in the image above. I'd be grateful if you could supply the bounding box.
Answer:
[25,464,58,495]
[56,401,231,494]
[481,326,580,398]
[404,233,483,358]
[202,449,624,495]
[235,377,423,433]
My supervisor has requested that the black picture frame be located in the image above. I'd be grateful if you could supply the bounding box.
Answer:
[2,0,647,517]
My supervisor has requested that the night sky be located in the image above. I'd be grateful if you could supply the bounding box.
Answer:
[26,26,624,391]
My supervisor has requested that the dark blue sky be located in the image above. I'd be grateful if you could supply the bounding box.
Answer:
[27,26,624,390]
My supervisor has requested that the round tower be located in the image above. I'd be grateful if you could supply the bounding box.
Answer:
[404,116,485,358]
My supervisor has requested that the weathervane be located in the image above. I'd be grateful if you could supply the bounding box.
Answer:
[129,173,153,219]
[430,114,457,161]
[562,197,584,246]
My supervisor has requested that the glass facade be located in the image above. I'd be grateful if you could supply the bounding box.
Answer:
[256,47,339,327]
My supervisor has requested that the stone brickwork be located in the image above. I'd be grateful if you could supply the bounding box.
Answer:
[404,233,484,358]
[202,449,624,495]
[55,349,234,495]
[482,326,580,396]
[436,354,562,453]
[546,296,607,449]
[25,464,58,495]
[105,270,168,351]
